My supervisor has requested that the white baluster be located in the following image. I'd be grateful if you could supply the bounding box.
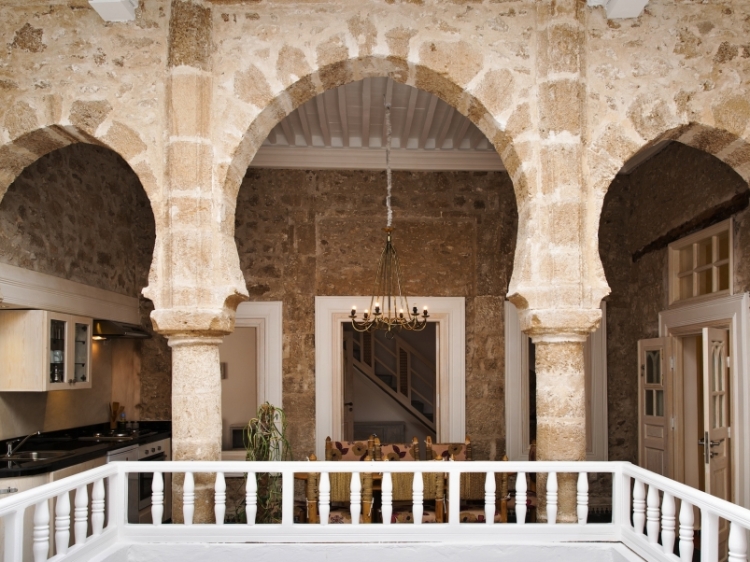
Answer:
[33,500,50,562]
[485,471,496,525]
[74,484,89,545]
[546,472,558,525]
[577,472,589,524]
[350,472,362,525]
[678,500,694,562]
[382,472,393,525]
[646,484,660,544]
[151,471,164,526]
[515,472,527,525]
[728,521,748,562]
[661,492,676,555]
[632,479,646,534]
[91,478,105,535]
[55,491,71,555]
[412,471,424,525]
[215,472,226,525]
[246,472,257,525]
[183,472,195,525]
[319,472,330,526]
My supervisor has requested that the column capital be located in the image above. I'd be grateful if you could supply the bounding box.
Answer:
[150,306,238,338]
[515,306,602,343]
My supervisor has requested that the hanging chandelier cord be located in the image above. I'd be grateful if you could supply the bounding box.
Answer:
[385,97,393,228]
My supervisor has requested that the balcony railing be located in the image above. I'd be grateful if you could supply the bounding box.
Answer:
[1,460,748,562]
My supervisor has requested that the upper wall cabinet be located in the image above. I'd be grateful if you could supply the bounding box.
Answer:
[0,310,93,391]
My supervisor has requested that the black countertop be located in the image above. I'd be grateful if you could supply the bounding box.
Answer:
[0,421,171,478]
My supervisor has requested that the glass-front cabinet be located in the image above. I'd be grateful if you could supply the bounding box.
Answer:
[0,310,92,391]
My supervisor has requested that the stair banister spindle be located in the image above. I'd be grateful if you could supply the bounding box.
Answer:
[183,472,195,525]
[319,472,331,526]
[412,469,424,525]
[661,492,676,554]
[485,471,496,525]
[678,500,694,562]
[382,471,393,525]
[646,484,660,543]
[577,471,589,524]
[151,471,164,526]
[32,499,50,562]
[728,520,748,562]
[91,478,105,535]
[246,472,257,525]
[632,479,646,534]
[350,471,362,525]
[74,484,89,545]
[55,490,71,555]
[515,472,527,525]
[215,472,226,525]
[546,472,558,525]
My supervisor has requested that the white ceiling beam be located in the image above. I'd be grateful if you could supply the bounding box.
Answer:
[361,78,372,148]
[296,107,312,147]
[267,126,277,146]
[435,106,455,151]
[401,88,419,149]
[337,86,349,148]
[419,96,439,150]
[469,127,483,149]
[315,94,331,147]
[453,119,471,150]
[280,118,296,147]
[381,78,394,148]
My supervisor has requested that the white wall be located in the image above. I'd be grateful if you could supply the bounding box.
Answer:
[219,327,257,450]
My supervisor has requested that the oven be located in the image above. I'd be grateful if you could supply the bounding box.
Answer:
[126,437,172,524]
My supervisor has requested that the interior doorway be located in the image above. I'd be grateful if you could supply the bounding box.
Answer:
[343,324,437,452]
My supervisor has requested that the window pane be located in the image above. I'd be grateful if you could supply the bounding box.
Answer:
[718,263,729,291]
[698,268,712,295]
[718,231,729,261]
[680,275,693,300]
[646,389,654,416]
[656,390,664,417]
[646,350,661,384]
[697,238,712,267]
[679,246,693,273]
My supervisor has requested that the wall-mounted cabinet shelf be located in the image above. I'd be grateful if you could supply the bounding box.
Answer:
[0,310,92,391]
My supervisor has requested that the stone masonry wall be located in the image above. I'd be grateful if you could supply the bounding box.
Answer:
[235,168,517,460]
[600,142,749,464]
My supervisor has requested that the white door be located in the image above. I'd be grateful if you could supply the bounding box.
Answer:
[638,338,674,476]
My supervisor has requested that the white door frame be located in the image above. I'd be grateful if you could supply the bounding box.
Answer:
[235,301,283,409]
[659,292,750,509]
[315,296,465,461]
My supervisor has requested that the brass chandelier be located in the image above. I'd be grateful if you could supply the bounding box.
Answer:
[349,100,429,334]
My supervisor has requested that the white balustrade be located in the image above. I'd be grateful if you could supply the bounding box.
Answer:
[55,491,71,555]
[245,472,257,525]
[661,492,675,555]
[546,472,557,525]
[350,471,361,525]
[74,484,88,545]
[485,471,495,525]
[678,499,694,562]
[318,471,330,526]
[412,471,424,525]
[215,472,226,525]
[381,472,393,525]
[515,471,527,525]
[33,500,50,562]
[577,471,588,524]
[728,520,748,562]
[646,484,660,543]
[91,478,105,535]
[632,479,646,534]
[151,471,164,526]
[183,472,195,525]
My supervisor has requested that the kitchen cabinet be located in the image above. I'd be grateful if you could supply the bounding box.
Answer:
[0,472,47,562]
[0,310,93,391]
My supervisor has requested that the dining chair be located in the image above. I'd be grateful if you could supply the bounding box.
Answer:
[425,435,472,461]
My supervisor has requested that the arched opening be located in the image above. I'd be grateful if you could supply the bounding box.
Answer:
[0,140,170,442]
[232,76,518,462]
[599,127,750,512]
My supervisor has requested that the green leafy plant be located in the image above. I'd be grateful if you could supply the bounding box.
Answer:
[234,402,292,524]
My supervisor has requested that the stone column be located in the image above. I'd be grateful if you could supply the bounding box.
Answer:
[169,335,223,524]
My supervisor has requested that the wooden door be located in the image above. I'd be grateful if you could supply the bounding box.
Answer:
[638,338,674,476]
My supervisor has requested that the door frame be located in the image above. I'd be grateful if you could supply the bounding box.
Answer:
[659,292,750,509]
[315,296,465,460]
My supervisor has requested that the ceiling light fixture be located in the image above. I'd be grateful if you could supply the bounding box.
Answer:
[350,100,429,335]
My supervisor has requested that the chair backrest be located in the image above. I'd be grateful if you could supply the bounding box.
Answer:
[373,436,419,461]
[308,448,375,523]
[425,435,472,461]
[325,436,374,461]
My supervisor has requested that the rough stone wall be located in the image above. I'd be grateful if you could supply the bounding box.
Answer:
[600,142,749,464]
[235,168,517,460]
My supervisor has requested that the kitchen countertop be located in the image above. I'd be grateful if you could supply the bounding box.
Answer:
[0,422,171,478]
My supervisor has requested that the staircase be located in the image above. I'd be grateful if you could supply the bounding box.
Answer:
[346,328,436,433]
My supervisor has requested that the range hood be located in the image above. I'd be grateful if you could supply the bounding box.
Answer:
[93,319,151,340]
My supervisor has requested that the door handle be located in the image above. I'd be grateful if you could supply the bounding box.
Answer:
[699,438,724,447]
